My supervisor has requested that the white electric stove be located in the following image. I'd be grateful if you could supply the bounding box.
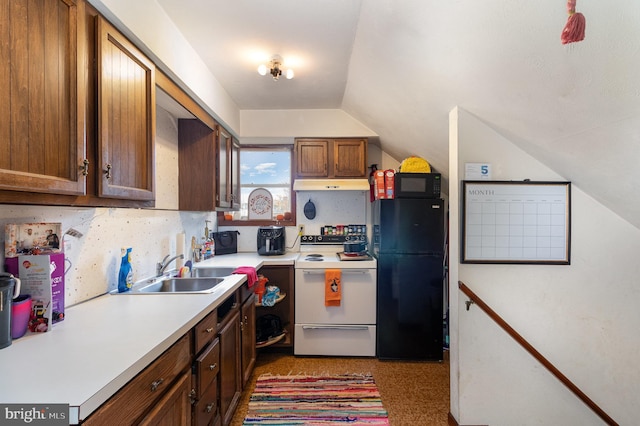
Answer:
[294,235,377,357]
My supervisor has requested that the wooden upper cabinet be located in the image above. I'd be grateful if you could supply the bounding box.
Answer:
[295,139,329,177]
[294,138,367,178]
[333,139,367,177]
[230,137,240,210]
[217,126,232,209]
[178,119,217,211]
[0,0,86,195]
[178,119,239,211]
[97,16,155,201]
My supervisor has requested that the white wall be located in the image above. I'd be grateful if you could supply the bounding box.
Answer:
[88,0,240,133]
[449,107,638,425]
[0,107,215,306]
[240,109,377,138]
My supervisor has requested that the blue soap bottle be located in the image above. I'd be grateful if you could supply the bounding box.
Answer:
[118,247,133,293]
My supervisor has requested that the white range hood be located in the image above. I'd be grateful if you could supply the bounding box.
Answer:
[293,179,369,191]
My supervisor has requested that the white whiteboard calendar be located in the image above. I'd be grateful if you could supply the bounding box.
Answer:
[462,181,571,264]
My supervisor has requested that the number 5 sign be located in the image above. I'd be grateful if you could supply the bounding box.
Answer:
[465,163,492,180]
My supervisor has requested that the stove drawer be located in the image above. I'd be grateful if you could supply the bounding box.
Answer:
[294,324,376,356]
[295,269,376,324]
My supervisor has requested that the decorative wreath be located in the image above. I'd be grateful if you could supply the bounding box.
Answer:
[250,193,272,215]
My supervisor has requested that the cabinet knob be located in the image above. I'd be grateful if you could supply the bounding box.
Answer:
[150,378,164,392]
[206,403,215,413]
[209,363,217,371]
[205,327,214,333]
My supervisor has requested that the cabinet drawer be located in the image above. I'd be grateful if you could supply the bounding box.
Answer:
[195,338,220,397]
[294,324,376,357]
[84,333,191,425]
[193,376,218,426]
[194,309,218,355]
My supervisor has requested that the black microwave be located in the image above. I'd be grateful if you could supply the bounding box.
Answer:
[394,173,441,198]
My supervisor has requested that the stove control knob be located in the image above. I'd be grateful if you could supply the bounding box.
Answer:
[317,236,323,242]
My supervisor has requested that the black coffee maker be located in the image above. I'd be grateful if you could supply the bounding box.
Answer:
[257,226,286,256]
[1,272,21,349]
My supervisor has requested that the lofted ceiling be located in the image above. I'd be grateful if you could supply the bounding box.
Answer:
[157,0,640,229]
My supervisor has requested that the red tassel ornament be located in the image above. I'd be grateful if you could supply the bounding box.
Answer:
[561,0,586,44]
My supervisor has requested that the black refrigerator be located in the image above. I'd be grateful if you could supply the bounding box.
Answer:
[373,198,445,360]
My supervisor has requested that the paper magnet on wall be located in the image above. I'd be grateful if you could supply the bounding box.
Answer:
[304,199,316,220]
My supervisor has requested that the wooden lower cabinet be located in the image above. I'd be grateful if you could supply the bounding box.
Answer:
[192,337,220,426]
[139,371,192,426]
[240,289,256,388]
[218,309,242,426]
[193,376,219,426]
[83,289,255,426]
[82,334,191,425]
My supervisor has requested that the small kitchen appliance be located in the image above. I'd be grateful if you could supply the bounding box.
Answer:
[257,226,286,256]
[0,272,21,349]
[393,172,441,199]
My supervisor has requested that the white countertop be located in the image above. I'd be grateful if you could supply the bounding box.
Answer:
[0,251,298,424]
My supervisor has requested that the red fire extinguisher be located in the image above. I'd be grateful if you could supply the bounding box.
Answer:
[368,164,378,202]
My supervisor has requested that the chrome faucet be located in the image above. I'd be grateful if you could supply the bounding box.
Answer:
[156,254,184,276]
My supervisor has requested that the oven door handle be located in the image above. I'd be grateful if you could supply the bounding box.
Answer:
[301,269,371,274]
[301,325,370,331]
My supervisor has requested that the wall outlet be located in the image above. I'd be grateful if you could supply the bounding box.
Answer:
[298,225,305,235]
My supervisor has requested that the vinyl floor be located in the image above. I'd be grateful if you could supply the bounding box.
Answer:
[231,350,450,426]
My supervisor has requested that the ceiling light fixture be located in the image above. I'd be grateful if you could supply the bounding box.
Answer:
[258,56,294,81]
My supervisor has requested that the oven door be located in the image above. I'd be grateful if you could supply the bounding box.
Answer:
[294,267,377,356]
[295,268,376,324]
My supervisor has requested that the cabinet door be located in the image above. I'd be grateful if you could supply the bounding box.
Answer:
[97,16,155,201]
[230,137,241,210]
[295,139,329,177]
[138,372,192,426]
[0,0,86,195]
[240,295,256,387]
[333,139,367,177]
[217,126,232,208]
[218,310,241,426]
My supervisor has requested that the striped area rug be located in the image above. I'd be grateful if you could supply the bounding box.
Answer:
[243,374,390,425]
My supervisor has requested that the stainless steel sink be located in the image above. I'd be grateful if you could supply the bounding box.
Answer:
[134,277,225,294]
[192,267,236,278]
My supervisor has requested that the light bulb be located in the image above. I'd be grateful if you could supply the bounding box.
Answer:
[257,64,267,76]
[285,69,294,80]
